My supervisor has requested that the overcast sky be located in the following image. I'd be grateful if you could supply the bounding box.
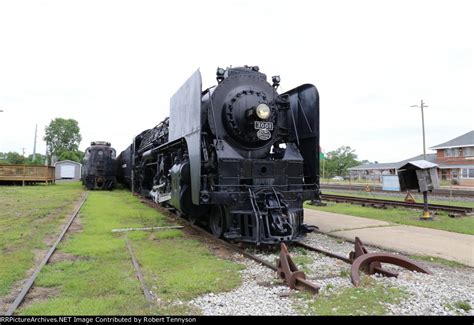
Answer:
[0,0,472,163]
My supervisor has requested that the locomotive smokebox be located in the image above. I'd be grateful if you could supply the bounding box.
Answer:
[206,67,281,158]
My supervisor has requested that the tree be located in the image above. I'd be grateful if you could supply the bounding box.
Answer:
[58,150,84,163]
[26,153,47,165]
[7,152,26,164]
[322,146,360,177]
[0,151,26,164]
[44,118,82,164]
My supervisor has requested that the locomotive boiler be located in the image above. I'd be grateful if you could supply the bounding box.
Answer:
[82,141,117,190]
[118,66,321,244]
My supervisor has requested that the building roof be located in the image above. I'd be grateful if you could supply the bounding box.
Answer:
[430,130,474,150]
[54,160,82,166]
[349,154,437,171]
[399,160,438,170]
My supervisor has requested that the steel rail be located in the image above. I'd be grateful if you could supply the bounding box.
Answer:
[293,242,398,278]
[5,193,88,316]
[294,242,352,264]
[127,239,154,306]
[320,184,474,198]
[320,194,472,215]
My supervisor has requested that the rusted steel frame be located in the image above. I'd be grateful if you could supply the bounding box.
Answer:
[277,243,320,294]
[351,252,431,286]
[127,239,154,306]
[370,266,398,278]
[296,239,398,278]
[5,193,88,316]
[350,237,398,278]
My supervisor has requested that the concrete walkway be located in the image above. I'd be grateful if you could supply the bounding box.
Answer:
[304,209,474,267]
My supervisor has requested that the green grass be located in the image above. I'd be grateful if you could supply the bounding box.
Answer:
[292,254,312,274]
[0,182,84,296]
[453,300,472,312]
[445,300,473,314]
[17,189,242,315]
[134,238,243,302]
[305,202,474,235]
[409,254,469,268]
[301,283,406,315]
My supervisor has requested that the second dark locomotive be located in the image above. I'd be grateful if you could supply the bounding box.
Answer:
[118,66,321,244]
[82,141,117,190]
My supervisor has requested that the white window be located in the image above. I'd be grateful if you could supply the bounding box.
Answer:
[461,168,474,179]
[464,147,474,157]
[445,148,460,157]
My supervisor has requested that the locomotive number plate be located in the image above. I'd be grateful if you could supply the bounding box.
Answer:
[254,121,273,130]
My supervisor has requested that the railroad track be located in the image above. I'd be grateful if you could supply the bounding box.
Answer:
[142,196,431,294]
[5,193,89,316]
[321,184,474,198]
[320,193,473,215]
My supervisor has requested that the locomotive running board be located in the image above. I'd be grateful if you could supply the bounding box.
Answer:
[277,243,320,294]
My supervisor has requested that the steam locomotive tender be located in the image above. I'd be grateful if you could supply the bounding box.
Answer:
[118,66,320,244]
[82,141,117,190]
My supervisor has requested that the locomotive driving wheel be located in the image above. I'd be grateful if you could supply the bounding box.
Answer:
[209,205,226,238]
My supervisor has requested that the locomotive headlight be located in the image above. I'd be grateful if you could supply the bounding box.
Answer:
[256,104,271,120]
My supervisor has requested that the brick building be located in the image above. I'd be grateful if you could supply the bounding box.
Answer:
[430,130,474,186]
[349,130,474,186]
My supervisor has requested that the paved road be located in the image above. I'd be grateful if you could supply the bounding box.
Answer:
[304,208,474,267]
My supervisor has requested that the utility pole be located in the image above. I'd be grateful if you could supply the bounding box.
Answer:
[410,100,434,220]
[410,100,428,160]
[32,124,37,162]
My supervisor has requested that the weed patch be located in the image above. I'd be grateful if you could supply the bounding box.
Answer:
[17,189,242,315]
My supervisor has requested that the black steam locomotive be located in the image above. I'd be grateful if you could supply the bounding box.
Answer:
[117,66,320,244]
[82,141,117,190]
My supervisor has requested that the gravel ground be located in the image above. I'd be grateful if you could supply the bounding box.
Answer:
[381,267,474,315]
[189,232,473,315]
[190,259,297,315]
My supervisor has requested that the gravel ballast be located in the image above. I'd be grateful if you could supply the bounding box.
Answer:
[190,232,473,315]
